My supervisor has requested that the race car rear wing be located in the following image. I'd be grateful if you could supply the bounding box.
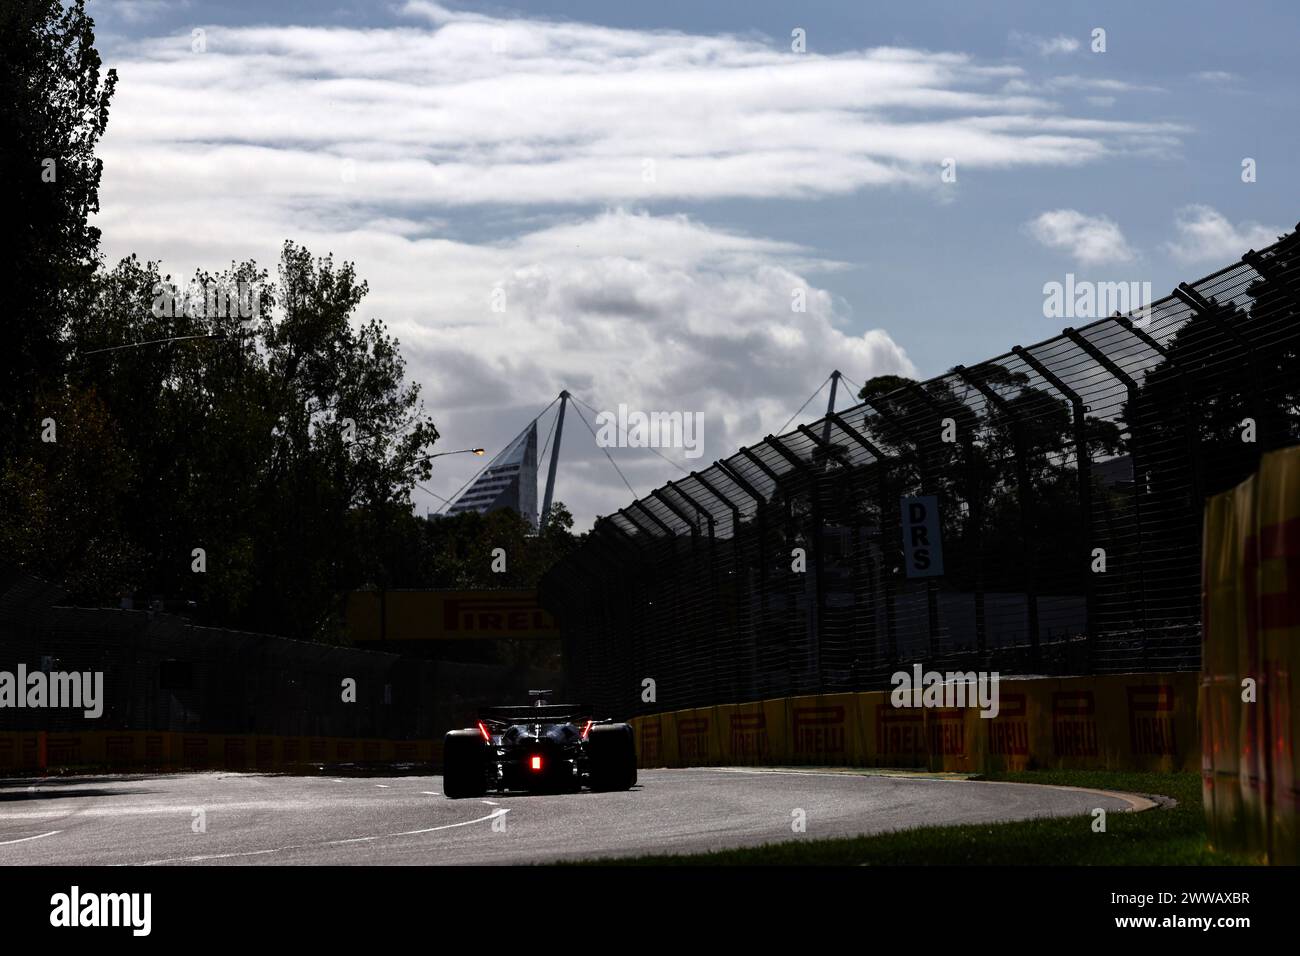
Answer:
[478,703,597,725]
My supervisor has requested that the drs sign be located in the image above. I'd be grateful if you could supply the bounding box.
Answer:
[901,496,944,578]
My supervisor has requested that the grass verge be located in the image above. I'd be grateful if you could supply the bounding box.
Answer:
[583,770,1260,866]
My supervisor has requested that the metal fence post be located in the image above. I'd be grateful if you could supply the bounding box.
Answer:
[953,364,1039,665]
[768,433,826,692]
[1064,325,1150,645]
[1011,346,1095,664]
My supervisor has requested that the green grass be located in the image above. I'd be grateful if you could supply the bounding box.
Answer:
[583,770,1261,866]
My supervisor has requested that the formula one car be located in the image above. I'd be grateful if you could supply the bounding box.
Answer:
[442,691,637,798]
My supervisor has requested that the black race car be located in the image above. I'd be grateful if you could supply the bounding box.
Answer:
[442,691,636,798]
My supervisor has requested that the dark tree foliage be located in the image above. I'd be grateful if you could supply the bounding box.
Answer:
[0,0,116,455]
[388,502,582,592]
[1124,229,1300,501]
[850,368,1121,594]
[4,243,445,640]
[0,2,584,641]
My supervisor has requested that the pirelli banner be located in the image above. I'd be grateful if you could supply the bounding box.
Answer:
[1202,444,1300,866]
[629,673,1198,777]
[345,589,560,641]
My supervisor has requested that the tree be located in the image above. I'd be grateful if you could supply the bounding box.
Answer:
[852,363,1121,598]
[0,1,580,643]
[0,0,115,455]
[1125,229,1300,501]
[402,502,581,592]
[7,243,442,640]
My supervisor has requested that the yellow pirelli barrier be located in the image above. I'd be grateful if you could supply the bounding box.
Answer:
[1202,444,1300,865]
[673,706,720,765]
[789,694,859,766]
[631,711,670,768]
[629,672,1199,776]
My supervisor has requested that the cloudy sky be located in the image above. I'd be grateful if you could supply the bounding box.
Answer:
[86,0,1300,527]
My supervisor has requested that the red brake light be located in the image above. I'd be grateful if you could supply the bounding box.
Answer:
[581,720,593,740]
[476,721,491,742]
[530,755,543,771]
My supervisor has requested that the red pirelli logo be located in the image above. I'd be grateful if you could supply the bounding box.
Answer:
[793,706,845,755]
[349,589,561,640]
[928,708,966,755]
[729,712,769,758]
[988,692,1029,756]
[1052,691,1099,757]
[442,595,557,635]
[677,717,710,760]
[639,720,662,764]
[877,705,926,755]
[1128,684,1178,756]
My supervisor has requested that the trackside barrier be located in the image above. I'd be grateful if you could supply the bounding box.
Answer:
[0,731,435,773]
[1202,444,1300,865]
[630,673,1198,775]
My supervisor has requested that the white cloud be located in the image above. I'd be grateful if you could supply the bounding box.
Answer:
[1193,71,1239,84]
[88,4,1187,523]
[1009,32,1080,56]
[1024,209,1136,265]
[90,0,191,25]
[1163,205,1283,264]
[415,211,917,522]
[1004,75,1165,96]
[1045,75,1164,94]
[96,5,1180,210]
[96,201,917,524]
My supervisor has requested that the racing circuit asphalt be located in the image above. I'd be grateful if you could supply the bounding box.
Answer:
[0,768,1149,865]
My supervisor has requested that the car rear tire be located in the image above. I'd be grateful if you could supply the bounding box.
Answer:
[443,729,488,798]
[587,722,637,791]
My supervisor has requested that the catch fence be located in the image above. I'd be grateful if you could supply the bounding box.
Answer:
[542,226,1300,717]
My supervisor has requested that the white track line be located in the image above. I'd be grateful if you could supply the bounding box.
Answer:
[127,808,510,865]
[390,808,508,837]
[0,830,61,846]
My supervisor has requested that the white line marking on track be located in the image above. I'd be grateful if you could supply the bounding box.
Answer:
[390,808,508,837]
[0,830,61,846]
[374,784,389,788]
[126,808,510,865]
[421,792,440,796]
[481,800,499,806]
